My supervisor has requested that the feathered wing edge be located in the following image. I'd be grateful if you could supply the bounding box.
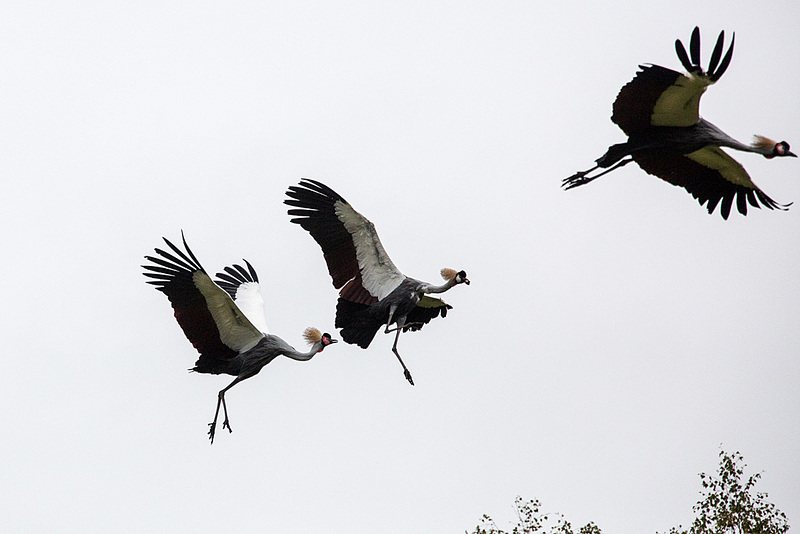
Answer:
[612,64,684,135]
[404,296,453,332]
[614,28,735,135]
[214,260,269,335]
[675,27,735,82]
[613,63,713,133]
[633,150,790,219]
[285,179,405,303]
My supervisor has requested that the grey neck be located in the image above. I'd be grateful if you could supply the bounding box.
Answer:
[421,277,457,295]
[284,342,323,361]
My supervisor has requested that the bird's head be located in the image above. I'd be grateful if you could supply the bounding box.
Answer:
[303,327,338,351]
[753,136,797,159]
[441,268,470,286]
[773,141,796,158]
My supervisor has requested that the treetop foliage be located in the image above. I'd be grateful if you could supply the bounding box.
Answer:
[467,496,601,534]
[469,450,789,534]
[661,450,789,534]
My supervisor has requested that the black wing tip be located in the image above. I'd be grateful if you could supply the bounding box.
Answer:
[710,32,734,81]
[285,178,347,205]
[702,188,790,219]
[143,232,209,289]
[244,259,259,283]
[676,26,703,74]
[675,26,734,81]
[708,30,736,82]
[689,26,701,67]
[675,36,694,73]
[214,261,258,285]
[285,180,350,223]
[213,259,260,300]
[706,30,725,76]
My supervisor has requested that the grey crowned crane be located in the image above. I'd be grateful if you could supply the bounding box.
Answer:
[142,233,337,443]
[285,179,469,386]
[563,27,795,219]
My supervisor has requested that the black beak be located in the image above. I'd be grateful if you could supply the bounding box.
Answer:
[788,151,797,158]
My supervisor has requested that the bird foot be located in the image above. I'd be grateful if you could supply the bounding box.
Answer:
[222,418,233,433]
[404,369,415,386]
[562,171,594,190]
[208,422,217,444]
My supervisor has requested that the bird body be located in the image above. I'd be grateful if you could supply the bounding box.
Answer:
[143,233,336,443]
[598,119,768,174]
[563,27,795,219]
[335,276,461,349]
[191,335,318,376]
[285,179,469,385]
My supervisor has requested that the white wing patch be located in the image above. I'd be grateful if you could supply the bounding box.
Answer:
[232,281,269,335]
[651,73,712,127]
[685,146,754,187]
[334,200,405,300]
[193,272,264,352]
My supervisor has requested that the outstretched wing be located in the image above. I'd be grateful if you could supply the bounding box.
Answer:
[614,28,734,134]
[143,233,264,360]
[613,64,685,135]
[214,260,269,335]
[613,64,712,134]
[403,296,453,333]
[285,179,406,304]
[633,148,789,219]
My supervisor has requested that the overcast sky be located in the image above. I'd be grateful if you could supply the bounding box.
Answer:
[2,1,798,532]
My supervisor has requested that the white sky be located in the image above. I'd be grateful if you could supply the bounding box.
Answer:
[2,1,798,532]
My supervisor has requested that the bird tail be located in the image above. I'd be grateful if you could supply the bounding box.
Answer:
[191,354,237,375]
[335,298,383,349]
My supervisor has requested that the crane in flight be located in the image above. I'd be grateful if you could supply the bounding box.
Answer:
[563,27,795,219]
[285,179,469,386]
[143,232,337,443]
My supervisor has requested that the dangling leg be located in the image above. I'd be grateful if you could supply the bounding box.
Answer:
[562,163,600,189]
[220,394,232,433]
[383,305,397,334]
[208,376,242,444]
[209,393,223,444]
[391,317,414,386]
[562,157,634,190]
[381,307,415,385]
